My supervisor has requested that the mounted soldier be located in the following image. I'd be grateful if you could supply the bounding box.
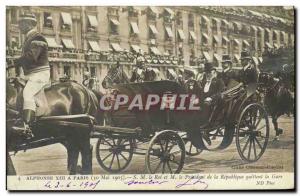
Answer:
[14,12,50,136]
[238,50,259,85]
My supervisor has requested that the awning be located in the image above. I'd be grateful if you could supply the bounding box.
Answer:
[213,54,221,62]
[212,17,219,24]
[62,39,75,49]
[213,35,219,43]
[233,22,242,30]
[150,47,161,55]
[203,52,211,61]
[273,30,280,35]
[201,15,210,23]
[265,42,273,49]
[234,39,240,45]
[189,31,196,40]
[131,45,141,53]
[243,40,250,47]
[110,18,120,26]
[177,29,185,40]
[265,28,271,33]
[248,10,263,17]
[130,22,140,34]
[258,27,264,32]
[61,12,72,26]
[164,8,174,16]
[258,57,263,63]
[167,69,177,78]
[222,36,229,43]
[149,24,158,34]
[251,25,257,31]
[274,43,279,49]
[165,26,173,38]
[234,54,240,62]
[281,31,285,37]
[45,37,60,48]
[202,33,209,40]
[87,15,98,27]
[149,6,158,14]
[252,57,259,66]
[88,40,100,52]
[111,43,123,52]
[221,19,229,26]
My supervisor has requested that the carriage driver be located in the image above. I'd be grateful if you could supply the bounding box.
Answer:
[14,12,50,136]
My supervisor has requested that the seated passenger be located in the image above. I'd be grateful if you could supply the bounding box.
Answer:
[220,54,238,88]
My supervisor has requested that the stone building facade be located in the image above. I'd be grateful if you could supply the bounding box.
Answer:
[6,6,294,91]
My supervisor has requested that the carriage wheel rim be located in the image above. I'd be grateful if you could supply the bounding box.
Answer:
[145,130,185,174]
[236,103,269,162]
[96,137,134,173]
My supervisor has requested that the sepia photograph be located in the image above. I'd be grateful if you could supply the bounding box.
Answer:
[5,4,295,191]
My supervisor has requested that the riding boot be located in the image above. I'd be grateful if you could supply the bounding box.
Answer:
[22,109,35,137]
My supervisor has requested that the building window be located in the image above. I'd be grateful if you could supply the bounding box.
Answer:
[273,31,278,42]
[149,24,158,39]
[233,22,241,33]
[130,21,140,37]
[90,67,96,77]
[176,12,183,26]
[61,12,72,31]
[110,18,120,35]
[87,15,98,32]
[264,30,269,42]
[147,7,158,21]
[212,18,218,31]
[202,33,208,46]
[128,7,139,18]
[63,66,71,77]
[43,12,53,28]
[188,14,194,29]
[201,15,209,29]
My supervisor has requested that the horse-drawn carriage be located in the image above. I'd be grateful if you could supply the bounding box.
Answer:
[93,79,270,174]
[7,69,270,175]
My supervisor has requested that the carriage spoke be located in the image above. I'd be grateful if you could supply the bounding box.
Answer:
[109,154,115,169]
[116,154,121,169]
[165,140,170,152]
[242,137,250,154]
[102,152,113,162]
[189,142,193,153]
[153,161,162,173]
[119,153,128,162]
[252,139,257,159]
[162,162,166,174]
[247,138,252,160]
[254,137,263,150]
[256,125,266,131]
[255,116,263,127]
[167,161,173,174]
[103,139,113,147]
[170,160,180,165]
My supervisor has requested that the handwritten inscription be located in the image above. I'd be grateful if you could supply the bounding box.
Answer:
[44,180,100,189]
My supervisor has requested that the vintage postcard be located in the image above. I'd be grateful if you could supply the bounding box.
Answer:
[6,5,295,191]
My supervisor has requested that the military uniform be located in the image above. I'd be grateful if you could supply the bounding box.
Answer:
[219,54,237,87]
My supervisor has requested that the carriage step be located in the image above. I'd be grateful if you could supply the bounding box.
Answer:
[39,114,95,122]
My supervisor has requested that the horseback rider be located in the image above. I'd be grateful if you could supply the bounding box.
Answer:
[14,12,50,136]
[239,50,258,85]
[130,50,146,82]
[220,54,237,88]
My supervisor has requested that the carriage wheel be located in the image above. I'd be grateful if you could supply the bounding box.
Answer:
[96,136,134,173]
[145,130,185,174]
[236,103,269,162]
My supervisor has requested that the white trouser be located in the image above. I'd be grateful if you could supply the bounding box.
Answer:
[23,70,50,111]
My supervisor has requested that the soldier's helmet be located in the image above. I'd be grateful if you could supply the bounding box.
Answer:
[18,11,37,26]
[240,50,252,61]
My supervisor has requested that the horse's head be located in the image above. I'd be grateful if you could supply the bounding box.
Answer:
[102,63,128,89]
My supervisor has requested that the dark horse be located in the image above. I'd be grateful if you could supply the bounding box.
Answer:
[258,71,294,140]
[7,77,99,175]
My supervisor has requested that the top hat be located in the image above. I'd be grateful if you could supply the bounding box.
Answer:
[18,12,37,25]
[240,50,251,60]
[221,54,232,63]
[204,62,216,73]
